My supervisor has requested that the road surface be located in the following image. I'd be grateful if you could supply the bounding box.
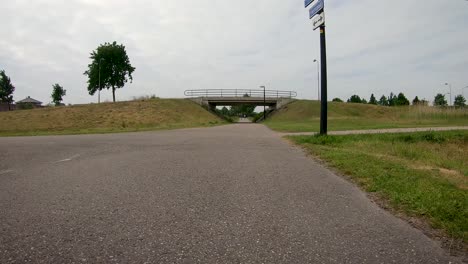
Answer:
[237,117,252,123]
[0,124,461,263]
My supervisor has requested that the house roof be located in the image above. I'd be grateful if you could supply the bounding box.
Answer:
[17,96,42,104]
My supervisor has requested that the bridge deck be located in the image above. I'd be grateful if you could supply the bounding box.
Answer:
[202,97,281,106]
[186,89,297,108]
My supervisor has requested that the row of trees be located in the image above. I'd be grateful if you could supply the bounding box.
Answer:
[0,69,67,109]
[346,93,412,106]
[433,94,466,107]
[218,104,256,117]
[333,92,466,107]
[0,41,136,110]
[216,94,256,117]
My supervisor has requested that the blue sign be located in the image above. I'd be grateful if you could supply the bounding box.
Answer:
[304,0,314,8]
[309,0,324,19]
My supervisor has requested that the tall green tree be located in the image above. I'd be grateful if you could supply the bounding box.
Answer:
[434,93,448,106]
[0,70,15,110]
[378,95,388,106]
[395,93,410,106]
[454,95,466,107]
[412,96,420,105]
[388,92,397,106]
[347,95,363,103]
[51,84,66,106]
[368,94,377,105]
[84,42,135,102]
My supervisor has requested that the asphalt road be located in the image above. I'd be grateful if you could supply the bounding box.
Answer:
[237,118,252,123]
[0,124,461,263]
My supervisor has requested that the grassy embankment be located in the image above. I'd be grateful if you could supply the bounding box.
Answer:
[0,99,224,136]
[265,100,468,132]
[290,131,467,241]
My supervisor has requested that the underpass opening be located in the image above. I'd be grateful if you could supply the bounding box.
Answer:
[185,89,297,123]
[213,104,274,124]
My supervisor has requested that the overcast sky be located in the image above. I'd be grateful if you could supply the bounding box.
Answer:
[1,0,467,105]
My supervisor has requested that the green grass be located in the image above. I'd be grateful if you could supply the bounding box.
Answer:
[265,100,468,132]
[0,99,225,136]
[289,131,468,241]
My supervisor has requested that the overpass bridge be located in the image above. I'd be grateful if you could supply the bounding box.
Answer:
[185,89,297,110]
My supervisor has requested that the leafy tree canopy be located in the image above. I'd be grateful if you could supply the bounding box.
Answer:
[220,106,230,116]
[454,95,466,107]
[412,96,420,105]
[84,41,135,102]
[347,95,363,104]
[368,94,377,105]
[384,92,409,106]
[378,95,388,106]
[434,93,448,106]
[0,70,16,110]
[332,98,343,103]
[230,94,256,117]
[395,93,410,106]
[388,92,397,106]
[51,84,66,106]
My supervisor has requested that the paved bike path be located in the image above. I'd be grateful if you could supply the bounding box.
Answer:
[0,124,461,263]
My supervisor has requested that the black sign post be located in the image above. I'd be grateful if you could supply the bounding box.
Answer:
[305,0,327,135]
[319,25,327,135]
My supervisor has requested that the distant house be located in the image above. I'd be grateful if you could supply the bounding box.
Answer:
[16,96,43,109]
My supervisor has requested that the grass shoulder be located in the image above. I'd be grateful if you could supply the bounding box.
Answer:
[266,100,468,132]
[289,130,468,243]
[0,99,225,137]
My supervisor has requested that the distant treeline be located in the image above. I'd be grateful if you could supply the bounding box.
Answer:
[333,93,466,107]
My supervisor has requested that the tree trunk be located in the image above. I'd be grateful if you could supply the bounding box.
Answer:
[8,103,10,111]
[112,86,116,102]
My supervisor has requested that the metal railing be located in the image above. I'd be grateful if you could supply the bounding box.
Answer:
[184,89,297,98]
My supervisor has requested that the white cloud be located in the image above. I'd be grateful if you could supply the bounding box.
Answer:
[0,0,467,104]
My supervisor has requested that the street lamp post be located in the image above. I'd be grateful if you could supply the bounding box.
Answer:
[260,86,266,121]
[445,83,452,106]
[313,59,320,101]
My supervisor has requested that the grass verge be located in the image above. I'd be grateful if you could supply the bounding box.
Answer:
[0,99,225,137]
[266,100,468,132]
[289,130,468,242]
